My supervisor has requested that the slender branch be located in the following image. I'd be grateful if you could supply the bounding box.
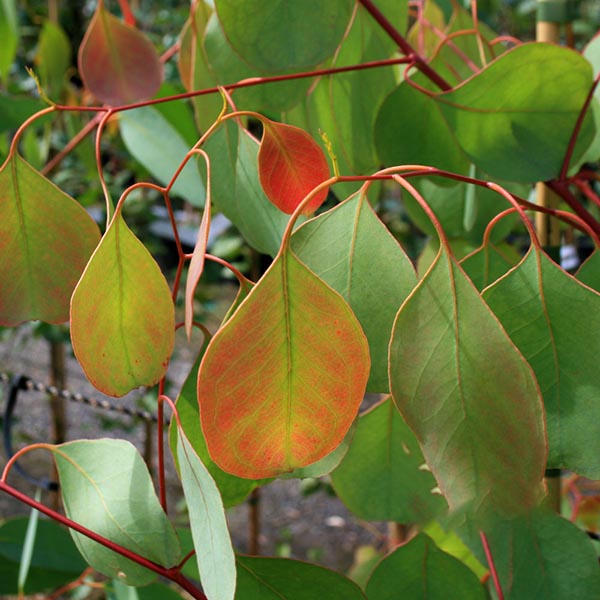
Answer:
[548,180,600,237]
[480,531,504,600]
[357,0,452,90]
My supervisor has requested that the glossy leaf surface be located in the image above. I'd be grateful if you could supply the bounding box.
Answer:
[70,212,174,397]
[236,555,366,599]
[198,250,370,478]
[366,534,486,600]
[483,249,600,478]
[214,0,354,72]
[258,120,330,215]
[0,155,100,326]
[389,248,547,520]
[52,440,181,586]
[436,43,594,182]
[292,193,416,392]
[331,398,446,522]
[177,430,236,600]
[78,6,162,106]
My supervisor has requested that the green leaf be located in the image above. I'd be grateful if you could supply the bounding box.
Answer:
[52,439,181,586]
[331,398,446,522]
[203,122,289,256]
[435,43,595,182]
[472,507,600,599]
[0,517,87,595]
[119,106,205,206]
[389,246,547,521]
[214,0,354,73]
[78,5,162,106]
[36,20,71,100]
[236,555,367,599]
[0,94,45,134]
[170,353,258,507]
[0,0,18,81]
[70,212,174,397]
[366,534,486,600]
[177,430,236,600]
[0,155,101,326]
[483,249,600,478]
[460,242,520,291]
[198,250,370,478]
[375,81,470,175]
[292,193,416,392]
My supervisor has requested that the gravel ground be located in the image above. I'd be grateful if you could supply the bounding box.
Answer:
[0,320,385,580]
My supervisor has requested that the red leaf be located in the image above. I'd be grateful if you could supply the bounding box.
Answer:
[258,121,330,215]
[78,5,162,106]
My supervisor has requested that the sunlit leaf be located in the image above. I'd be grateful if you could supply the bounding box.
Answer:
[70,212,174,397]
[236,555,367,599]
[177,429,236,600]
[389,246,547,521]
[292,193,416,392]
[214,0,354,73]
[366,534,486,600]
[0,155,101,326]
[52,440,181,586]
[331,398,446,522]
[483,248,600,478]
[435,43,595,182]
[258,120,330,215]
[198,250,370,478]
[78,5,162,106]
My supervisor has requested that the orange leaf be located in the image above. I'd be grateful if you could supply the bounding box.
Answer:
[197,251,370,479]
[258,121,330,215]
[78,5,162,106]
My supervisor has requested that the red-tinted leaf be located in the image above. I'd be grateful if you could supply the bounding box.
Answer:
[0,155,100,326]
[258,120,330,215]
[197,250,370,478]
[71,212,174,397]
[78,5,162,106]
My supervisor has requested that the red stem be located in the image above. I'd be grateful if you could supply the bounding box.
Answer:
[0,480,207,599]
[479,531,504,600]
[357,0,452,91]
[548,179,600,237]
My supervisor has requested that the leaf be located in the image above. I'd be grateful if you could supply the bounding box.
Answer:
[51,439,181,586]
[169,353,258,508]
[203,122,288,256]
[258,120,330,215]
[236,555,367,599]
[366,534,486,600]
[389,246,547,521]
[198,250,370,478]
[331,398,446,522]
[78,5,162,106]
[214,0,354,73]
[119,106,205,206]
[483,248,600,478]
[292,193,416,392]
[460,242,519,291]
[0,94,45,135]
[0,0,18,81]
[0,155,101,326]
[35,20,71,100]
[177,429,236,600]
[70,211,174,397]
[0,517,87,595]
[435,43,595,182]
[468,507,600,599]
[375,82,470,175]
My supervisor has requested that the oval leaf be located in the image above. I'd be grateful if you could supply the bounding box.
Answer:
[70,212,174,397]
[389,248,547,521]
[52,439,181,586]
[78,6,162,106]
[198,250,370,478]
[0,155,100,326]
[366,534,486,600]
[236,555,366,599]
[331,398,446,522]
[258,120,330,215]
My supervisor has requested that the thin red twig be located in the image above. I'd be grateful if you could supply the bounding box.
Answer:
[480,531,504,600]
